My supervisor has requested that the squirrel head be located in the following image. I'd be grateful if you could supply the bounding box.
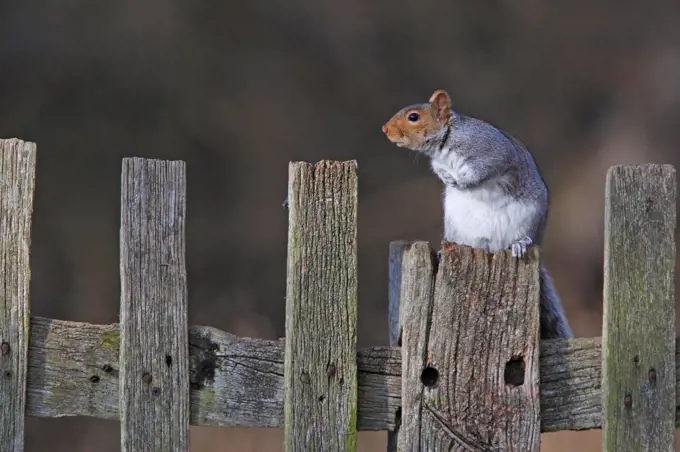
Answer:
[382,89,453,152]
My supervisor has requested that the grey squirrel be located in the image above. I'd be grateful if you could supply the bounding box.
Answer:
[382,89,572,339]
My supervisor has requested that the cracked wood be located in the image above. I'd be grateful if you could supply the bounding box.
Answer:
[397,242,541,451]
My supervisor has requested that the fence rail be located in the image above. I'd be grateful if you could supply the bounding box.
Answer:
[21,316,630,432]
[0,137,677,451]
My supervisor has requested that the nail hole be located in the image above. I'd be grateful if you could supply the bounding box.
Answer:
[90,375,100,383]
[504,355,525,386]
[166,355,172,367]
[649,368,657,381]
[645,198,653,212]
[420,366,439,388]
[102,364,113,373]
[1,342,10,355]
[318,395,325,402]
[152,387,161,396]
[4,371,11,378]
[633,355,640,366]
[624,394,633,407]
[199,359,215,380]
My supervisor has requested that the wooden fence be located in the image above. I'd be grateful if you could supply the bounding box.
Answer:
[0,136,677,451]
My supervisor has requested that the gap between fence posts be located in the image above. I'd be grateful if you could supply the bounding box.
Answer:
[602,164,676,451]
[284,160,359,452]
[119,158,190,452]
[0,139,36,452]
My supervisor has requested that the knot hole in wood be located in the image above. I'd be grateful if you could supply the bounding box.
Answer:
[504,355,525,386]
[420,366,439,388]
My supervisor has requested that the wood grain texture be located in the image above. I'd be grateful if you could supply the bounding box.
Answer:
[386,241,419,452]
[284,161,359,451]
[119,158,189,452]
[21,315,680,432]
[602,164,677,451]
[388,240,412,349]
[399,242,541,451]
[396,241,437,450]
[539,337,602,432]
[0,139,36,452]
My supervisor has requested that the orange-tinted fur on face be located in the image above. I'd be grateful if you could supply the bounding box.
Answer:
[381,90,453,149]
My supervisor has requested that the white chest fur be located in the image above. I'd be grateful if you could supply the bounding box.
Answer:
[442,183,538,252]
[429,148,540,252]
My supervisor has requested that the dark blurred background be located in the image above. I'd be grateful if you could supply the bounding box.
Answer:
[2,1,680,450]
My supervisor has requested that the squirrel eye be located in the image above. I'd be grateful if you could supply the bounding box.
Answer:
[407,112,420,122]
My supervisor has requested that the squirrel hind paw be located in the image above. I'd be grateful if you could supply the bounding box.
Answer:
[510,236,533,258]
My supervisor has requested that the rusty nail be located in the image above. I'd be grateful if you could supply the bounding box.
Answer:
[624,394,632,407]
[142,372,152,384]
[1,342,9,355]
[649,369,657,381]
[90,375,100,383]
[327,364,336,377]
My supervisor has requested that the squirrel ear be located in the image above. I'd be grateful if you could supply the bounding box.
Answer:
[429,89,452,124]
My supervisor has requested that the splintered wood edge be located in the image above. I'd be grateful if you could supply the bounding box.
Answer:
[418,242,540,450]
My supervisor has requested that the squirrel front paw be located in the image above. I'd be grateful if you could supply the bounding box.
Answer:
[431,165,459,187]
[510,236,533,258]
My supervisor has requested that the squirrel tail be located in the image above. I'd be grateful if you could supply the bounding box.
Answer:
[539,265,574,339]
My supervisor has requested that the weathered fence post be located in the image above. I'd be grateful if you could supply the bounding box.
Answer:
[602,164,676,451]
[386,240,417,451]
[392,241,542,451]
[119,158,190,451]
[284,161,359,451]
[0,139,36,452]
[387,241,437,451]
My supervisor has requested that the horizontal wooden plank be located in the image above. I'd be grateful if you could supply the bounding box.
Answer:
[25,315,678,433]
